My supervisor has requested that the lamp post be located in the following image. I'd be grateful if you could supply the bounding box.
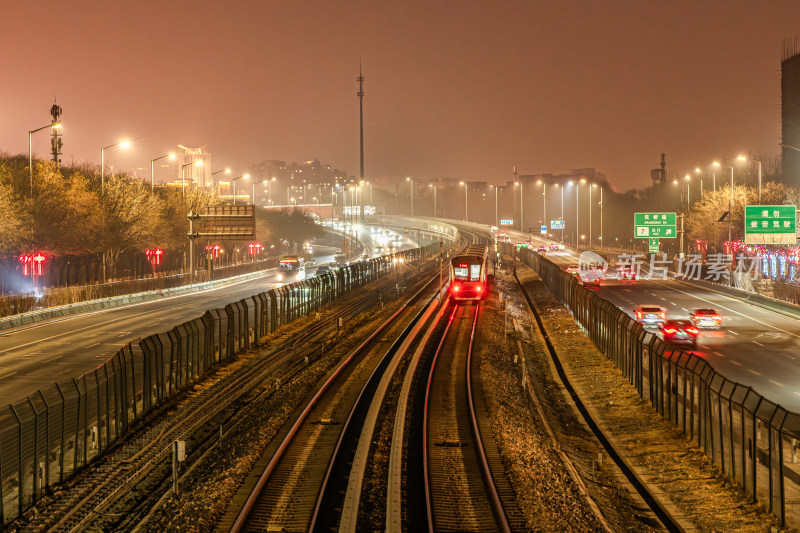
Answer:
[684,174,692,210]
[231,173,250,205]
[694,167,704,198]
[210,168,231,195]
[406,177,413,217]
[737,155,762,204]
[430,184,438,218]
[459,181,468,222]
[101,140,131,194]
[267,176,276,206]
[713,161,735,283]
[554,183,565,243]
[536,180,546,235]
[516,179,524,232]
[180,160,203,198]
[29,122,61,196]
[251,178,270,205]
[151,153,176,193]
[592,184,603,250]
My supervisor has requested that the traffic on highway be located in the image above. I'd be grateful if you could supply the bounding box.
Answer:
[503,228,800,413]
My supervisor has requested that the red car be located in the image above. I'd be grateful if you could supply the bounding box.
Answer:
[549,243,559,250]
[659,320,699,348]
[536,245,547,252]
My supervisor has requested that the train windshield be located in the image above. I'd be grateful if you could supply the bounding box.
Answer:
[470,264,481,280]
[453,261,481,281]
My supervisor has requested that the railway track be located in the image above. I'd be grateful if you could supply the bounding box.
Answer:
[514,268,684,533]
[226,272,444,532]
[18,249,441,533]
[422,302,525,532]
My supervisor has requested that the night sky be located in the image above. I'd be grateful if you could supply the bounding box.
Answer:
[4,0,799,191]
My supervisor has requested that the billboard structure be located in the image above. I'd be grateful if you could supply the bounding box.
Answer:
[187,205,256,280]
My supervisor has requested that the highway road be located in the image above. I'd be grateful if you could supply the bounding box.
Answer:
[502,229,800,413]
[0,225,418,407]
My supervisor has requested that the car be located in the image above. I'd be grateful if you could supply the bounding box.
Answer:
[659,319,699,348]
[616,266,637,280]
[566,264,579,275]
[316,265,331,276]
[690,308,722,329]
[536,245,547,252]
[634,305,666,327]
[549,243,559,250]
[295,266,306,281]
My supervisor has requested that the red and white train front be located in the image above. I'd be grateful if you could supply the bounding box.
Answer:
[449,245,488,301]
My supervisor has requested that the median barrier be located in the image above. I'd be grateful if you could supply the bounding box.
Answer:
[0,243,446,525]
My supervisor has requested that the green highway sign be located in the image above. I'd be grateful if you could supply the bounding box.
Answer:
[634,212,676,238]
[648,237,659,253]
[744,205,797,245]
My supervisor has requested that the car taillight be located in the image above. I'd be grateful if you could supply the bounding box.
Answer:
[660,312,666,318]
[664,327,677,334]
[476,286,482,292]
[636,311,641,319]
[713,316,721,322]
[453,285,460,292]
[686,327,699,335]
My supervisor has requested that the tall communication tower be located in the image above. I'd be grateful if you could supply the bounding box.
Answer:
[357,63,365,184]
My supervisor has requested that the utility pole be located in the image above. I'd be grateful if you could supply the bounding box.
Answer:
[357,63,365,200]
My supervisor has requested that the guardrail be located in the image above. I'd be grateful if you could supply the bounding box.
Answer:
[504,242,800,529]
[0,244,441,526]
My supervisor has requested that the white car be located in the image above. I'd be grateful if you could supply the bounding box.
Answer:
[296,266,306,281]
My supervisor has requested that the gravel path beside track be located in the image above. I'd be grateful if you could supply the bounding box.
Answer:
[511,259,779,532]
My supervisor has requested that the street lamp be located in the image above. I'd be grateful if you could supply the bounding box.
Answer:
[151,152,176,192]
[737,155,762,204]
[180,160,203,197]
[459,181,468,222]
[536,180,546,234]
[591,183,603,250]
[554,183,565,243]
[29,122,61,196]
[101,140,131,194]
[694,167,705,197]
[267,176,277,206]
[231,173,250,205]
[406,177,413,217]
[210,168,231,193]
[516,179,524,232]
[713,161,735,280]
[684,174,692,210]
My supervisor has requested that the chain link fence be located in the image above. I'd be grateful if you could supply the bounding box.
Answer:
[506,243,800,528]
[0,243,440,525]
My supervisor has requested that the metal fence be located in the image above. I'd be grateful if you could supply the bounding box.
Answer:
[0,244,440,525]
[507,243,800,528]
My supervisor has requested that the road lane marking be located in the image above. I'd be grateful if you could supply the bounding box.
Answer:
[730,360,742,365]
[785,354,796,360]
[794,392,800,398]
[87,343,100,348]
[714,351,725,357]
[729,330,738,336]
[753,341,765,347]
[748,369,762,375]
[770,380,785,387]
[663,284,800,340]
[0,372,17,380]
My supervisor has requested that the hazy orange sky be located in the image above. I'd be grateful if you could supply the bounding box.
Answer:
[3,0,799,190]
